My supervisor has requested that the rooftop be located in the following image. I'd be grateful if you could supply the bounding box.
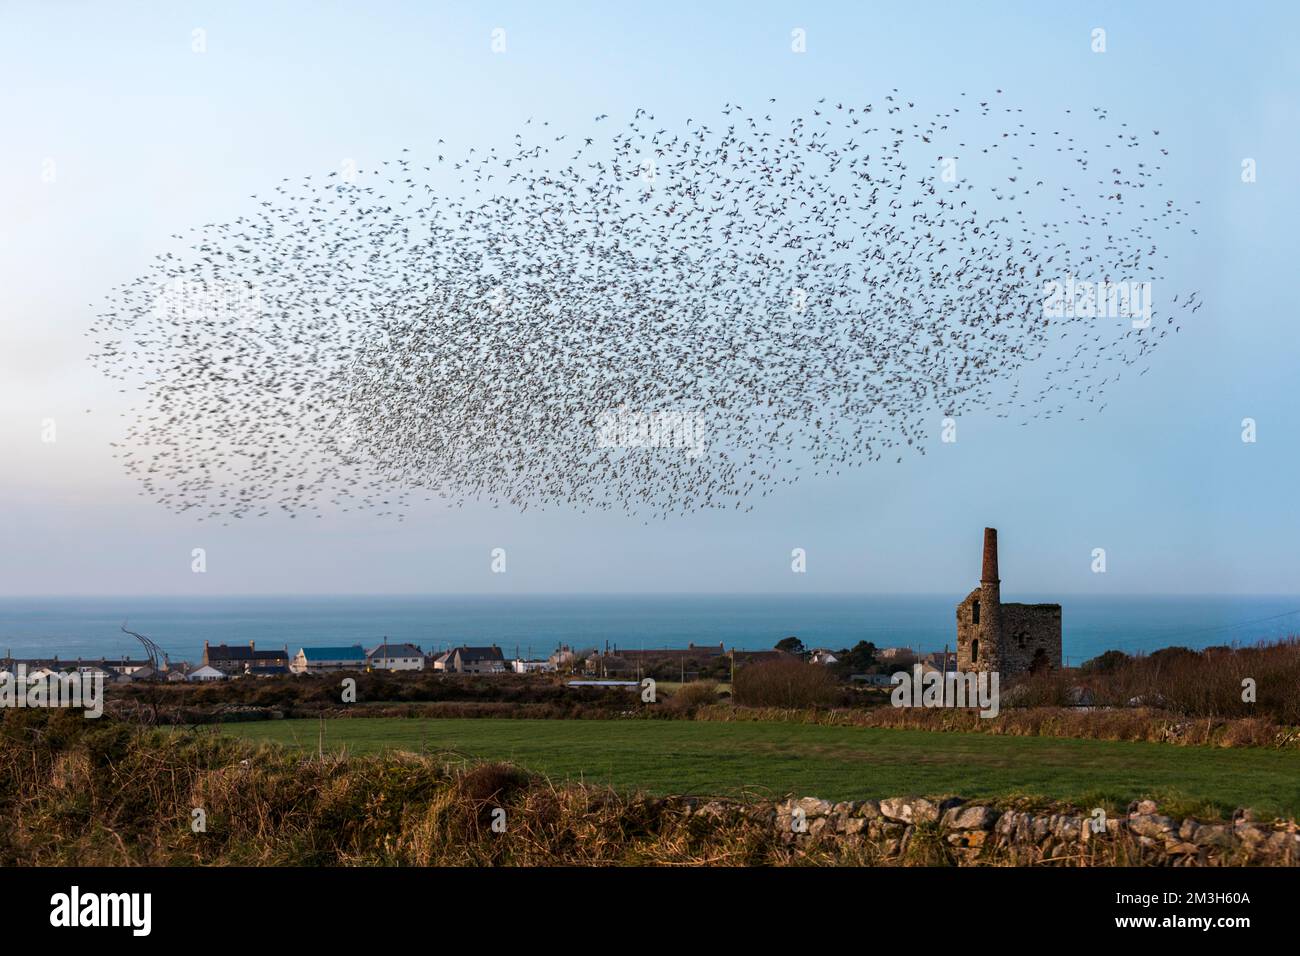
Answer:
[298,645,367,661]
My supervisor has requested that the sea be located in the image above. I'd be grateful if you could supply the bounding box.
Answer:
[1,594,1298,667]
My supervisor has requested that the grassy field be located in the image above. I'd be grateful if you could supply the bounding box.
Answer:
[218,717,1300,818]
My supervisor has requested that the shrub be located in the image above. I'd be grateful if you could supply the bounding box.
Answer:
[1076,638,1300,723]
[667,681,719,713]
[1081,649,1130,673]
[732,659,841,709]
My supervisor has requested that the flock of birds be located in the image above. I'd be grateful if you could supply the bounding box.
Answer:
[89,92,1201,521]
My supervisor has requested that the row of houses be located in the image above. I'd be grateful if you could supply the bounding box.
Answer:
[0,655,157,683]
[4,641,953,684]
[185,641,539,679]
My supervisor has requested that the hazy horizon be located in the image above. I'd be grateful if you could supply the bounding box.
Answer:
[5,590,1300,599]
[5,592,1299,666]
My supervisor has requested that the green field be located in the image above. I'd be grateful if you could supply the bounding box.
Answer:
[219,718,1300,817]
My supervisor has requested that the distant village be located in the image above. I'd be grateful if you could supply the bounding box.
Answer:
[0,639,954,685]
[2,642,522,683]
[2,528,1060,687]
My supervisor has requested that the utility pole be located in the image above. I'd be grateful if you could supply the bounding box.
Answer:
[943,643,950,706]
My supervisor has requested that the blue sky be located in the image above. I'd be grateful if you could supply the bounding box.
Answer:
[1,1,1297,596]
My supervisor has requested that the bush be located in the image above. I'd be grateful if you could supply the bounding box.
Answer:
[732,659,841,709]
[1081,650,1130,673]
[667,681,719,713]
[1076,638,1300,723]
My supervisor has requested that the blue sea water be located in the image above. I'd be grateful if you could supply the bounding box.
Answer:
[1,594,1298,667]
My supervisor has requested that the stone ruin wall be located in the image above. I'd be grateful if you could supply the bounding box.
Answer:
[954,589,987,672]
[999,602,1063,674]
[955,595,1062,675]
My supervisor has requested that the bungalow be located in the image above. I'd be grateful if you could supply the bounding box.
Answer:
[291,645,367,674]
[731,649,790,666]
[918,651,957,673]
[74,663,116,680]
[367,642,425,671]
[104,657,152,677]
[584,652,632,677]
[40,658,150,680]
[203,641,291,673]
[851,673,894,687]
[808,648,840,666]
[609,642,727,661]
[187,665,227,682]
[547,645,583,670]
[246,664,290,677]
[432,645,506,674]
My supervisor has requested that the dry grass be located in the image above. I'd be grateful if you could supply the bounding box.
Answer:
[694,702,1299,749]
[665,680,720,714]
[0,710,787,866]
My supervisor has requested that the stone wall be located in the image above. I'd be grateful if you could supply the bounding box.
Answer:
[999,602,1062,674]
[955,594,1061,676]
[683,795,1299,865]
[954,588,987,672]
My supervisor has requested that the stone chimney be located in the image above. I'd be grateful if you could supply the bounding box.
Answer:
[978,527,1002,671]
[981,527,999,584]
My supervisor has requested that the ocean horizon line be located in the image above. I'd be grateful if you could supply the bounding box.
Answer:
[4,592,1299,601]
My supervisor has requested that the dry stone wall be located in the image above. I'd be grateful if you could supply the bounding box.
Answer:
[682,795,1299,865]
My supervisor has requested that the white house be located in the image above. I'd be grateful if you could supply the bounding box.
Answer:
[808,649,840,666]
[291,645,367,674]
[366,642,425,671]
[187,665,227,682]
[512,659,554,674]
